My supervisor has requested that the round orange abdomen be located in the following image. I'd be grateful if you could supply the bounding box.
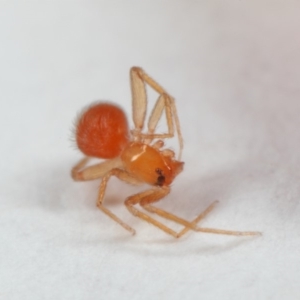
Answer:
[76,102,129,159]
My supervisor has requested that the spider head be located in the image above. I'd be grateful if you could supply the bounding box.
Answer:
[121,142,184,187]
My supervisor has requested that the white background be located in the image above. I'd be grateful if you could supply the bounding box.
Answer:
[1,1,300,299]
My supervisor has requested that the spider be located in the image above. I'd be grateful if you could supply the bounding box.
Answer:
[71,67,261,238]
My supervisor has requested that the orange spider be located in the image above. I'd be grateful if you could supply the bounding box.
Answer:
[71,67,261,238]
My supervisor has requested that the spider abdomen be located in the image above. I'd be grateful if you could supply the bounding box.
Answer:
[76,102,130,159]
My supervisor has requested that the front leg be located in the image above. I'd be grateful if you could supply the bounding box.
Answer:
[125,187,202,238]
[130,67,183,159]
[139,186,204,230]
[143,199,219,237]
[145,199,261,237]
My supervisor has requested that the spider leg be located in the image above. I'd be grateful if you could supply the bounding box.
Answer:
[71,156,90,180]
[140,186,203,230]
[130,67,147,136]
[71,156,123,181]
[144,198,261,237]
[71,158,137,233]
[152,139,165,149]
[195,227,261,236]
[125,187,206,238]
[144,200,225,237]
[177,201,220,238]
[144,93,174,141]
[97,168,142,235]
[130,67,183,159]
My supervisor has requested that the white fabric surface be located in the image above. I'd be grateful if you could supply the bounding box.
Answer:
[1,1,300,299]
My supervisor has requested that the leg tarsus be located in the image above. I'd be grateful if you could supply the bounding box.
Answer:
[97,203,136,235]
[195,227,262,236]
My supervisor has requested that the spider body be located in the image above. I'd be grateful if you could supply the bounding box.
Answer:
[71,67,260,238]
[76,102,184,187]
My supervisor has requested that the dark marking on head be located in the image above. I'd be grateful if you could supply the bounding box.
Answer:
[155,168,165,186]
